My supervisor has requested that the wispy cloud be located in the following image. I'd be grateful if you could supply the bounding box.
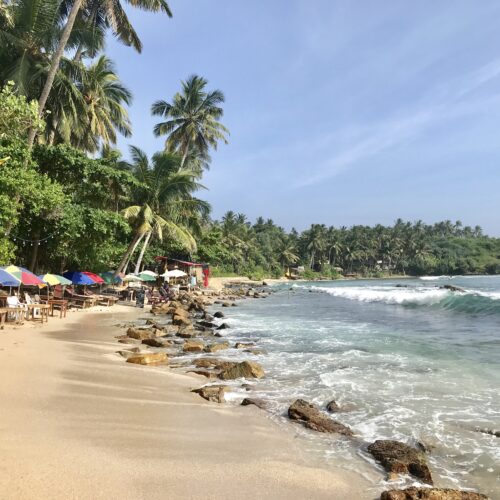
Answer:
[292,58,500,188]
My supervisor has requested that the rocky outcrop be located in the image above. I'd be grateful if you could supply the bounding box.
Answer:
[187,369,219,379]
[475,427,500,438]
[204,342,230,353]
[195,359,237,371]
[442,285,465,293]
[116,347,141,358]
[192,385,227,403]
[380,488,488,500]
[213,311,224,318]
[288,399,353,436]
[219,361,265,380]
[325,400,341,412]
[183,340,205,352]
[126,352,168,365]
[367,440,433,484]
[216,323,229,330]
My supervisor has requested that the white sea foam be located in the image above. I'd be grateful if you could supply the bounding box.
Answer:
[312,285,449,305]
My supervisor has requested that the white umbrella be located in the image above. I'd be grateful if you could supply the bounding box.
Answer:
[139,270,158,277]
[123,274,142,282]
[163,269,187,278]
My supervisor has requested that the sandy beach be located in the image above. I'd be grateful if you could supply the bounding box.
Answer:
[0,305,372,500]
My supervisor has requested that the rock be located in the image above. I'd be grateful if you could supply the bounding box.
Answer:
[367,440,433,485]
[195,359,237,371]
[126,327,152,340]
[204,342,230,353]
[213,311,224,318]
[231,303,237,307]
[244,349,265,355]
[126,352,168,365]
[475,427,500,438]
[216,322,229,330]
[116,347,141,358]
[442,285,465,293]
[241,398,267,409]
[183,340,205,352]
[219,361,265,380]
[176,327,197,338]
[235,342,255,349]
[326,400,341,412]
[192,385,227,403]
[222,302,231,307]
[172,315,191,327]
[288,399,353,436]
[118,338,140,344]
[197,320,216,328]
[380,487,488,500]
[141,338,168,348]
[187,369,220,379]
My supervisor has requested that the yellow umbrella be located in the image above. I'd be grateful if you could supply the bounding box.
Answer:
[38,273,72,286]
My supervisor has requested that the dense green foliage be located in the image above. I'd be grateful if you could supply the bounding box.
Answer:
[196,215,500,278]
[0,1,498,278]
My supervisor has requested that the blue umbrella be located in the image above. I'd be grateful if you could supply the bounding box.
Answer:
[63,271,97,285]
[0,268,20,286]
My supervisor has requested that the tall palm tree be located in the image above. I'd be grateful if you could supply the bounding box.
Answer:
[26,0,172,146]
[115,146,210,276]
[151,74,229,166]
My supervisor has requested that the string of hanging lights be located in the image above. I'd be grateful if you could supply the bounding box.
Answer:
[6,232,58,246]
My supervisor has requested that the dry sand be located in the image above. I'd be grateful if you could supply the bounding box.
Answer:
[0,305,374,499]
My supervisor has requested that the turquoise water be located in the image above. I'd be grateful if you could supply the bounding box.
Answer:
[207,276,500,497]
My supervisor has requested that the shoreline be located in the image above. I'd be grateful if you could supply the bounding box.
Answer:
[0,305,373,499]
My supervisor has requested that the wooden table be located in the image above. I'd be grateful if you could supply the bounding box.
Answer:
[0,306,26,325]
[25,303,50,323]
[47,299,68,318]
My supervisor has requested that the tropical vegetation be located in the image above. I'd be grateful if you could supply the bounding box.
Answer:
[0,0,499,278]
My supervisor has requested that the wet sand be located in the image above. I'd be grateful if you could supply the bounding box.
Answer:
[0,305,372,499]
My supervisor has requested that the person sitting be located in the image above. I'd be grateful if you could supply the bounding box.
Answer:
[135,287,146,308]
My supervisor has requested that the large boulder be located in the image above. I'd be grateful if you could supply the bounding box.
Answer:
[213,311,224,318]
[187,369,219,379]
[368,440,433,485]
[126,352,168,365]
[172,315,192,327]
[126,327,153,340]
[183,340,205,352]
[288,399,353,436]
[195,359,237,371]
[191,385,227,403]
[204,342,230,353]
[326,399,341,412]
[219,361,265,380]
[176,327,197,339]
[235,342,254,349]
[116,347,141,358]
[380,488,488,500]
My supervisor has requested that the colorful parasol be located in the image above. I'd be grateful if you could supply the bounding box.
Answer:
[63,271,97,285]
[99,271,123,284]
[38,273,72,286]
[82,271,105,284]
[137,272,156,282]
[0,268,21,286]
[3,265,44,286]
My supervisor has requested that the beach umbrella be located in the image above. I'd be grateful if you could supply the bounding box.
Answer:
[82,271,105,284]
[139,270,158,277]
[0,268,20,286]
[123,274,142,282]
[63,271,97,285]
[38,273,72,286]
[100,271,123,284]
[3,265,44,286]
[137,272,156,282]
[163,269,187,278]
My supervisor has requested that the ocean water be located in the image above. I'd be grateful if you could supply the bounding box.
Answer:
[204,276,500,497]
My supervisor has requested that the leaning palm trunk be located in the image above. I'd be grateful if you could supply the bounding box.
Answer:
[115,231,145,277]
[27,0,85,148]
[134,231,152,274]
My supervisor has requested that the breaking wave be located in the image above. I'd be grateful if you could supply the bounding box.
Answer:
[295,285,500,315]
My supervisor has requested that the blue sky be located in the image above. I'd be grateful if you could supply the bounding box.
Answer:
[107,1,500,235]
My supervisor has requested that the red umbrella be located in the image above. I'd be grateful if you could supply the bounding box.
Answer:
[3,265,44,286]
[82,271,105,284]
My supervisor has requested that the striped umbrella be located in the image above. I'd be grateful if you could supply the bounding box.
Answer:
[81,271,105,284]
[0,268,20,286]
[99,271,123,284]
[38,273,72,286]
[3,265,44,286]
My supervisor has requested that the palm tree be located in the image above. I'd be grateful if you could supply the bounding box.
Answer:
[115,146,210,276]
[151,74,229,166]
[25,0,172,146]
